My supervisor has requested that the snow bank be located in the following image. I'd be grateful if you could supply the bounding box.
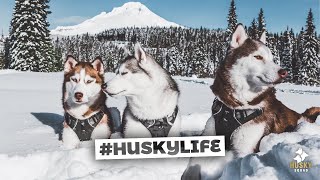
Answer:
[220,122,320,180]
[0,144,188,180]
[0,69,21,75]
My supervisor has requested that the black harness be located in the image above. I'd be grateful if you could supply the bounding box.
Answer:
[65,109,106,141]
[212,98,263,150]
[138,107,179,137]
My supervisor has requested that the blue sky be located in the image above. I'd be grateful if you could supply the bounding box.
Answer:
[0,0,319,35]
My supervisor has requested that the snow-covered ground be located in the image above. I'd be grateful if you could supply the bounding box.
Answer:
[0,70,319,180]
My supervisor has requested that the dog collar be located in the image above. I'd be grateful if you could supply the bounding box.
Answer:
[65,108,106,141]
[212,98,263,150]
[137,106,179,137]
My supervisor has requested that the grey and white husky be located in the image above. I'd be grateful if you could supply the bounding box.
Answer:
[102,43,181,138]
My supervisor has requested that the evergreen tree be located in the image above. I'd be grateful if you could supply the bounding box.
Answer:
[52,37,63,71]
[300,9,320,85]
[4,37,10,69]
[268,33,280,65]
[0,33,4,69]
[281,28,294,82]
[257,8,266,36]
[295,28,305,84]
[248,18,259,39]
[9,0,54,72]
[227,0,237,34]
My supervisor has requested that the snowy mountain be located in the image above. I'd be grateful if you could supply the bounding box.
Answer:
[0,70,319,179]
[51,2,181,36]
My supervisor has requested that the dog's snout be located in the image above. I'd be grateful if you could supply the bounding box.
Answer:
[74,92,83,100]
[101,83,107,89]
[278,69,288,78]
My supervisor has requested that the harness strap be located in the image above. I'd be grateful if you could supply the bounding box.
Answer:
[139,106,179,137]
[212,98,263,150]
[65,108,106,141]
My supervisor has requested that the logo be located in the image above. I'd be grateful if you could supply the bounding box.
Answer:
[289,148,312,173]
[95,136,225,160]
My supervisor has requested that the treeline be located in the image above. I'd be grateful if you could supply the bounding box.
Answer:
[49,20,319,85]
[52,27,228,78]
[1,0,319,86]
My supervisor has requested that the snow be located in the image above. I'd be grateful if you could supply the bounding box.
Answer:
[50,2,181,36]
[221,122,320,180]
[0,70,319,179]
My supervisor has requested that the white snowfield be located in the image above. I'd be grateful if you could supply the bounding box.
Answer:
[0,70,319,180]
[50,2,181,36]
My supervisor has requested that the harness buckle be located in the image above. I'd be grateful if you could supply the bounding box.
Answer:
[146,120,156,129]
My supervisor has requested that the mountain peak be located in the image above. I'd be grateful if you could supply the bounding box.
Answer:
[51,2,181,36]
[115,2,146,10]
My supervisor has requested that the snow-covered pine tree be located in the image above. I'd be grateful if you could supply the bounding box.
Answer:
[248,18,259,39]
[9,0,54,72]
[268,33,281,65]
[300,9,320,86]
[0,33,4,69]
[295,28,305,84]
[280,27,294,82]
[290,28,300,84]
[227,0,238,35]
[3,37,10,69]
[257,8,266,37]
[0,53,3,69]
[52,37,63,71]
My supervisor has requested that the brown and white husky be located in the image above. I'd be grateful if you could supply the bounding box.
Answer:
[182,24,320,180]
[62,55,112,149]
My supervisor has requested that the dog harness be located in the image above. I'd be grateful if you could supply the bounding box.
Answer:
[212,98,263,150]
[65,109,106,141]
[138,107,179,137]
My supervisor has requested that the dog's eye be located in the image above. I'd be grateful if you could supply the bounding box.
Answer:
[121,72,128,76]
[71,78,78,83]
[254,55,264,60]
[86,80,93,84]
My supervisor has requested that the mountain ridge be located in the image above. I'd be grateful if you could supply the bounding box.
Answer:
[51,2,181,36]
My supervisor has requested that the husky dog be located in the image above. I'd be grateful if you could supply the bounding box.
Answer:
[181,24,320,180]
[102,43,181,138]
[62,55,112,149]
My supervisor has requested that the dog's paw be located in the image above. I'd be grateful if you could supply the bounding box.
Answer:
[62,127,80,149]
[91,123,111,140]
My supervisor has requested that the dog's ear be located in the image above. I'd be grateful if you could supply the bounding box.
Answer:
[134,43,147,63]
[260,31,267,44]
[231,24,248,49]
[123,46,132,57]
[64,55,78,73]
[91,57,104,75]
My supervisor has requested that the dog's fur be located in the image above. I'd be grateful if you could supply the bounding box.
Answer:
[102,43,181,138]
[62,56,112,148]
[182,24,320,180]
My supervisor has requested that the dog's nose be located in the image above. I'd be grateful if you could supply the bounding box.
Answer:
[101,83,107,89]
[74,92,83,100]
[278,69,288,78]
